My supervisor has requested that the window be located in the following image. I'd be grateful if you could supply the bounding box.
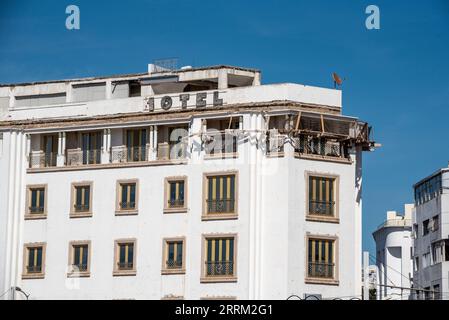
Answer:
[116,180,138,214]
[307,174,338,221]
[423,251,431,268]
[423,219,430,236]
[414,256,420,272]
[113,239,136,276]
[414,174,442,205]
[202,235,237,282]
[68,241,90,277]
[432,215,439,232]
[81,132,102,164]
[424,287,431,300]
[164,177,187,213]
[306,237,338,283]
[41,134,58,167]
[71,182,93,218]
[22,243,46,279]
[203,172,238,219]
[162,238,185,274]
[25,185,47,219]
[126,129,147,162]
[412,224,418,238]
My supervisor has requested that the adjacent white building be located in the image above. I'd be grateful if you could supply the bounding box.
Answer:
[412,166,449,300]
[372,204,413,300]
[0,64,374,299]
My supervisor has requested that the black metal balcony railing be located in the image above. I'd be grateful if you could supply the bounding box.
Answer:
[27,265,42,273]
[207,199,235,214]
[206,261,234,276]
[166,259,183,269]
[205,134,237,155]
[82,149,101,165]
[308,262,334,278]
[118,262,133,270]
[309,200,335,216]
[74,204,90,212]
[29,206,45,214]
[120,201,136,210]
[72,264,88,272]
[127,146,147,162]
[168,199,185,208]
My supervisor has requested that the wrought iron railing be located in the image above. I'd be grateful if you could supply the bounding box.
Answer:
[206,199,235,214]
[120,202,136,210]
[309,200,335,216]
[27,265,42,273]
[29,206,45,214]
[118,262,133,270]
[166,259,183,269]
[205,261,234,276]
[308,262,334,278]
[74,204,90,212]
[168,199,185,208]
[72,264,88,272]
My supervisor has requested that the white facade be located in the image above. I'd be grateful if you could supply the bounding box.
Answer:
[372,204,413,300]
[412,167,449,300]
[0,64,374,300]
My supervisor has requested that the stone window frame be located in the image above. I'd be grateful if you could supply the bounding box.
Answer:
[305,234,339,285]
[202,171,239,221]
[305,172,340,223]
[161,237,186,275]
[67,240,91,278]
[115,179,139,215]
[70,181,93,218]
[163,176,188,214]
[113,238,137,276]
[25,184,48,220]
[22,242,46,279]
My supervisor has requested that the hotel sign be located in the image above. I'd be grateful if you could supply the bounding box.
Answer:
[145,91,223,112]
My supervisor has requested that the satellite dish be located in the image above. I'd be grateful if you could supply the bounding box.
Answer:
[332,72,344,88]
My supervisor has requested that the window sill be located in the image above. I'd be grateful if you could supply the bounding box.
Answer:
[67,272,91,278]
[202,214,238,221]
[305,278,339,286]
[306,216,339,224]
[200,276,237,283]
[70,212,93,219]
[294,152,352,164]
[161,269,186,275]
[115,210,138,216]
[163,207,188,214]
[113,270,137,277]
[22,273,45,280]
[24,214,47,220]
[204,153,239,160]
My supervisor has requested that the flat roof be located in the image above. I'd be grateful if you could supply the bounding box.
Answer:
[0,65,260,88]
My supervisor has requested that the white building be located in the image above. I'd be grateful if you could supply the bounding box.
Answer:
[412,166,449,300]
[372,204,413,300]
[0,64,374,300]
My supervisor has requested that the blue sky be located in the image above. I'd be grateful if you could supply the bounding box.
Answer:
[1,0,449,254]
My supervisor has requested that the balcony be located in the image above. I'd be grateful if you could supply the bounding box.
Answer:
[205,261,234,277]
[266,133,285,156]
[205,132,237,157]
[29,151,57,168]
[157,142,187,161]
[67,148,101,166]
[308,262,334,279]
[295,136,350,162]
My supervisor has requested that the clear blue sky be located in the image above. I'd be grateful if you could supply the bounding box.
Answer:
[1,0,449,254]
